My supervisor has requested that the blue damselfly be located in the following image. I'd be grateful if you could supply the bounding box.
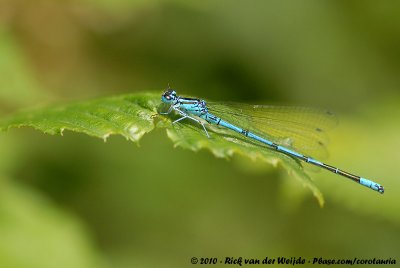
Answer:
[160,89,384,194]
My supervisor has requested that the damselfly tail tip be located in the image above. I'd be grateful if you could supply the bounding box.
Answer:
[378,185,384,194]
[359,177,384,194]
[373,182,384,194]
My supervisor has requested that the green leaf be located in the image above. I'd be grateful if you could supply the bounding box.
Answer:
[0,93,159,142]
[0,92,324,206]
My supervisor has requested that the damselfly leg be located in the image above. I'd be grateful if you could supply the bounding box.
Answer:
[172,108,210,138]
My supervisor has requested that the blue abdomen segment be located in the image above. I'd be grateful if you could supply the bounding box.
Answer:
[276,145,305,159]
[207,115,276,146]
[360,178,384,193]
[247,132,274,146]
[219,120,244,134]
[307,158,323,166]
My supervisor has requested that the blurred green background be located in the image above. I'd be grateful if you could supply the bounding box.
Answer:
[1,1,400,267]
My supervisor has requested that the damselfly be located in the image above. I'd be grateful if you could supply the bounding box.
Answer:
[160,89,384,194]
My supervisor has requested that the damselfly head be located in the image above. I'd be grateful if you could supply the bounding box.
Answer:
[162,89,177,103]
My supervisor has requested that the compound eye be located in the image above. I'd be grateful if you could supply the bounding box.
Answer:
[165,95,171,100]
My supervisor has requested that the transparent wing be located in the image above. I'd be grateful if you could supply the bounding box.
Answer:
[207,101,338,160]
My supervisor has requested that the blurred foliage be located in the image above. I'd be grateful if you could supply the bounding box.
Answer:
[0,179,105,268]
[0,0,400,267]
[0,27,47,111]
